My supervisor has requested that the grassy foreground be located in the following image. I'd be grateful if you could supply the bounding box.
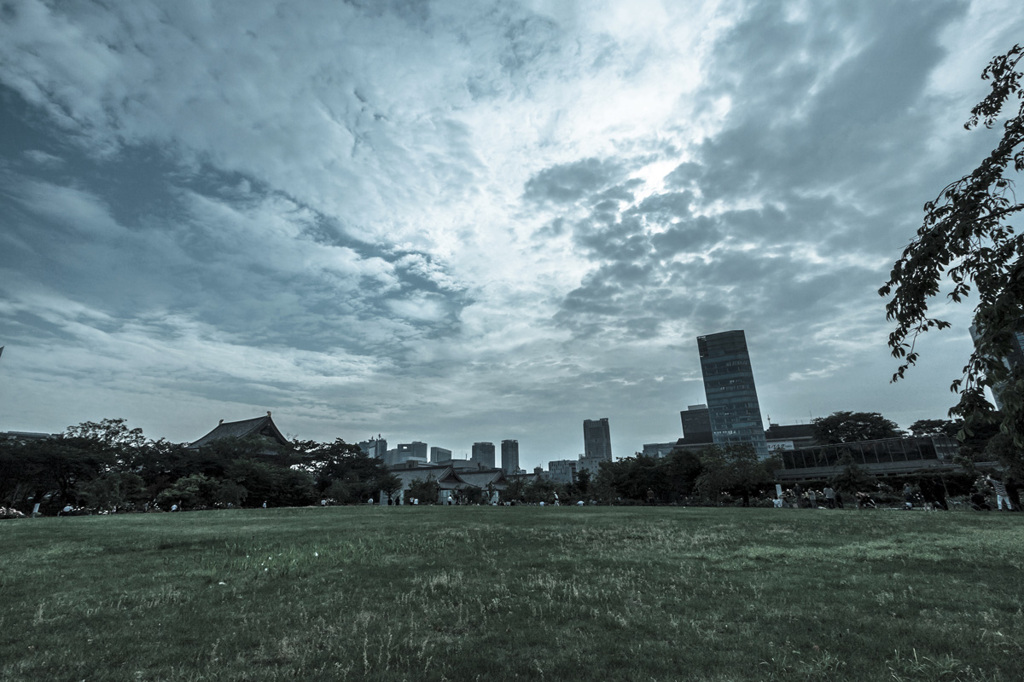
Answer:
[1,507,1022,681]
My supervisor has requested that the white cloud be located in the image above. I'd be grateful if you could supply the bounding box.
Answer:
[0,0,1021,463]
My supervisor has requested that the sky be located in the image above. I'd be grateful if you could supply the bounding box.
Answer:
[1,0,1023,470]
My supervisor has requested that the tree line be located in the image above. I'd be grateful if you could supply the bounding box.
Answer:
[2,410,1016,515]
[0,418,400,514]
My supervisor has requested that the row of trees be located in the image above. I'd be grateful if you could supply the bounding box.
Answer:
[810,411,1021,478]
[0,419,401,514]
[525,410,1017,507]
[3,409,1017,514]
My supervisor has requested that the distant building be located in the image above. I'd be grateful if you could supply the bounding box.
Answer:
[393,442,428,466]
[548,459,577,484]
[357,436,388,459]
[765,423,818,452]
[775,435,961,482]
[1,430,57,443]
[398,441,428,460]
[642,442,677,458]
[577,455,603,477]
[471,442,495,468]
[583,418,612,461]
[680,404,713,443]
[385,463,508,504]
[501,439,520,474]
[188,412,289,453]
[697,330,769,459]
[430,446,452,463]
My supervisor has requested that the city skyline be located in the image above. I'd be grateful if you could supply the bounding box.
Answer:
[2,1,1023,471]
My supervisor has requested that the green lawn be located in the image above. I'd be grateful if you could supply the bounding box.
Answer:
[1,506,1021,681]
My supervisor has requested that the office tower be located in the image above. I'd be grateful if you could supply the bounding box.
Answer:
[547,459,577,484]
[583,418,612,461]
[697,330,769,459]
[680,404,713,443]
[471,442,495,468]
[396,442,428,464]
[430,446,452,463]
[501,439,520,474]
[357,437,387,459]
[398,441,427,460]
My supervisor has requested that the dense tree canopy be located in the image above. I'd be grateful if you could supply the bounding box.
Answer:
[880,44,1024,443]
[0,421,393,513]
[812,411,903,444]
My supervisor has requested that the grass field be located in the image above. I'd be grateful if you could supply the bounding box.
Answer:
[1,506,1022,681]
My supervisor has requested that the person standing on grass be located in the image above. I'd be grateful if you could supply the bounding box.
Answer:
[903,483,914,510]
[808,488,817,509]
[987,475,1014,511]
[1007,478,1021,511]
[823,486,836,509]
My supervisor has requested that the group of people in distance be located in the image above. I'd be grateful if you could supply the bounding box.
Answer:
[971,474,1017,512]
[780,484,845,509]
[777,474,1019,511]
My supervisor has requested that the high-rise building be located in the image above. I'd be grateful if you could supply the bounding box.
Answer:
[471,442,495,468]
[501,440,520,474]
[395,442,428,465]
[547,459,577,484]
[398,442,428,461]
[430,446,452,463]
[680,404,713,443]
[583,418,612,461]
[697,330,769,459]
[357,436,387,459]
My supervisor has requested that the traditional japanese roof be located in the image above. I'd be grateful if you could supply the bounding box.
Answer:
[451,469,507,491]
[389,465,508,491]
[188,412,289,449]
[390,466,454,488]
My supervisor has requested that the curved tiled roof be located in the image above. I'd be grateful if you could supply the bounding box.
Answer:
[188,414,289,449]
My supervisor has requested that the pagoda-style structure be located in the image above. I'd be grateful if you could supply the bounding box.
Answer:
[188,412,290,452]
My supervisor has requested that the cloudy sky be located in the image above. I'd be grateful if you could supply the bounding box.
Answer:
[1,0,1022,468]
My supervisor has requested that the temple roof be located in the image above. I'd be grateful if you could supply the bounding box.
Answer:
[188,413,289,449]
[389,465,508,491]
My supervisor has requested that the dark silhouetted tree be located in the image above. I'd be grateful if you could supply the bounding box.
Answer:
[830,452,877,494]
[406,476,440,504]
[880,44,1024,443]
[813,411,903,444]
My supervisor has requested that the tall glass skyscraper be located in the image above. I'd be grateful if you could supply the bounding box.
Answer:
[697,330,769,459]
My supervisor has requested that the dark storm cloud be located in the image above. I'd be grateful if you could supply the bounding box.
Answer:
[684,1,970,201]
[649,216,722,256]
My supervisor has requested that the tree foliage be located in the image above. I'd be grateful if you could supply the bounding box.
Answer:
[405,476,440,504]
[908,419,961,438]
[880,44,1024,443]
[812,411,903,444]
[590,445,772,506]
[829,452,877,494]
[0,421,395,512]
